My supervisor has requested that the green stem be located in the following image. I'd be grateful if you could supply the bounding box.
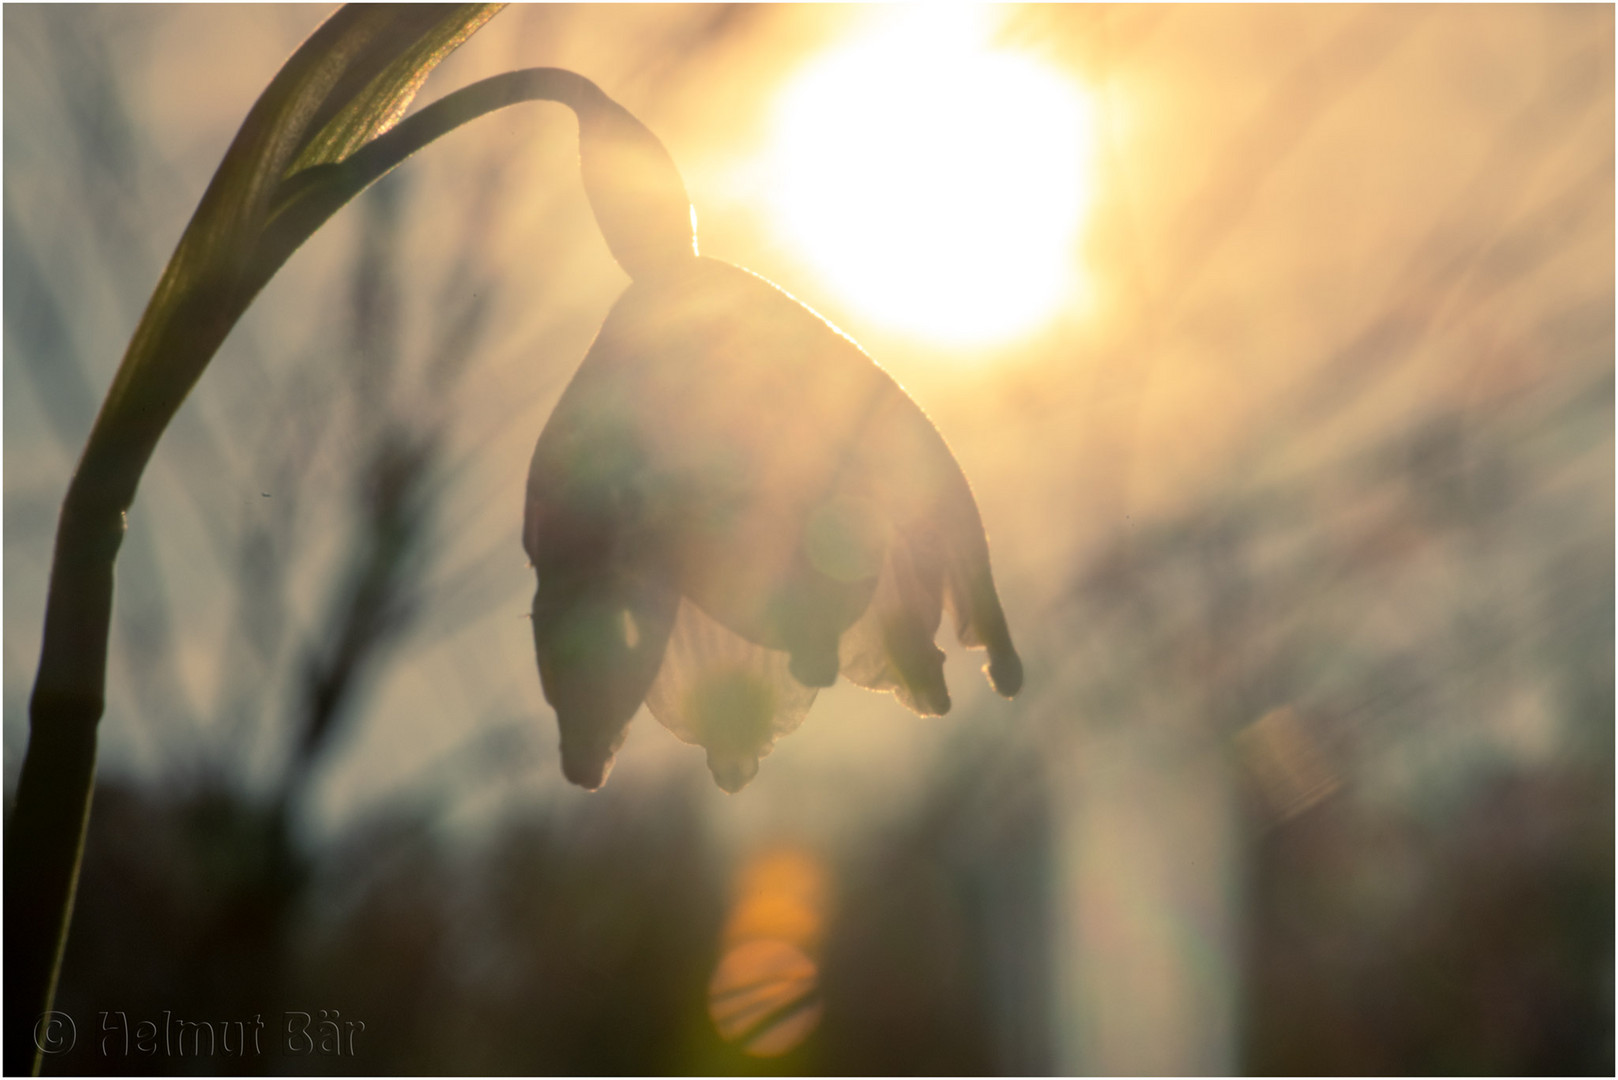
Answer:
[5,480,122,1076]
[4,64,618,1077]
[254,68,594,282]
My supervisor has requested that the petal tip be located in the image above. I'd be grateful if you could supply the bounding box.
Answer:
[986,650,1023,698]
[560,738,617,790]
[707,753,760,794]
[897,681,951,717]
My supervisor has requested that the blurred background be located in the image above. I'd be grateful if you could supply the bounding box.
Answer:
[4,4,1612,1074]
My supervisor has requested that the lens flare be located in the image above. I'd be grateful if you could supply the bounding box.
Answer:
[768,7,1096,347]
[707,848,829,1057]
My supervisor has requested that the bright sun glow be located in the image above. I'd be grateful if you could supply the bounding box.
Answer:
[769,7,1096,348]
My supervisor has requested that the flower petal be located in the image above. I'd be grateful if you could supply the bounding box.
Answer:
[837,538,951,716]
[832,369,1024,700]
[530,572,678,789]
[525,255,1021,792]
[571,258,893,681]
[646,599,818,793]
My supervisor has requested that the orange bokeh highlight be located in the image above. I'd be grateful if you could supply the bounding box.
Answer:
[707,847,830,1057]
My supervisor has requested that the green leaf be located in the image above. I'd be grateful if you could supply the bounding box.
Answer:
[288,5,502,173]
[87,3,501,505]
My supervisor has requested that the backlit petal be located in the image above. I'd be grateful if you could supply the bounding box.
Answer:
[646,599,818,792]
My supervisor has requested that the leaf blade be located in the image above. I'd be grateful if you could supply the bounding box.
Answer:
[87,4,502,502]
[290,4,503,172]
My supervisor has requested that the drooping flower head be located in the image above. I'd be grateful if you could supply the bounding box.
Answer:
[528,76,1021,792]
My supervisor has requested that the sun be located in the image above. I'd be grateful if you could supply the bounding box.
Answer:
[767,7,1097,348]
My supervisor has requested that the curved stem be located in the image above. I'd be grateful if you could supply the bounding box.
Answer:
[253,68,595,289]
[5,64,620,1077]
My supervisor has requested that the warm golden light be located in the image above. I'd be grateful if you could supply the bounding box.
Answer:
[707,848,829,1057]
[768,7,1096,347]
